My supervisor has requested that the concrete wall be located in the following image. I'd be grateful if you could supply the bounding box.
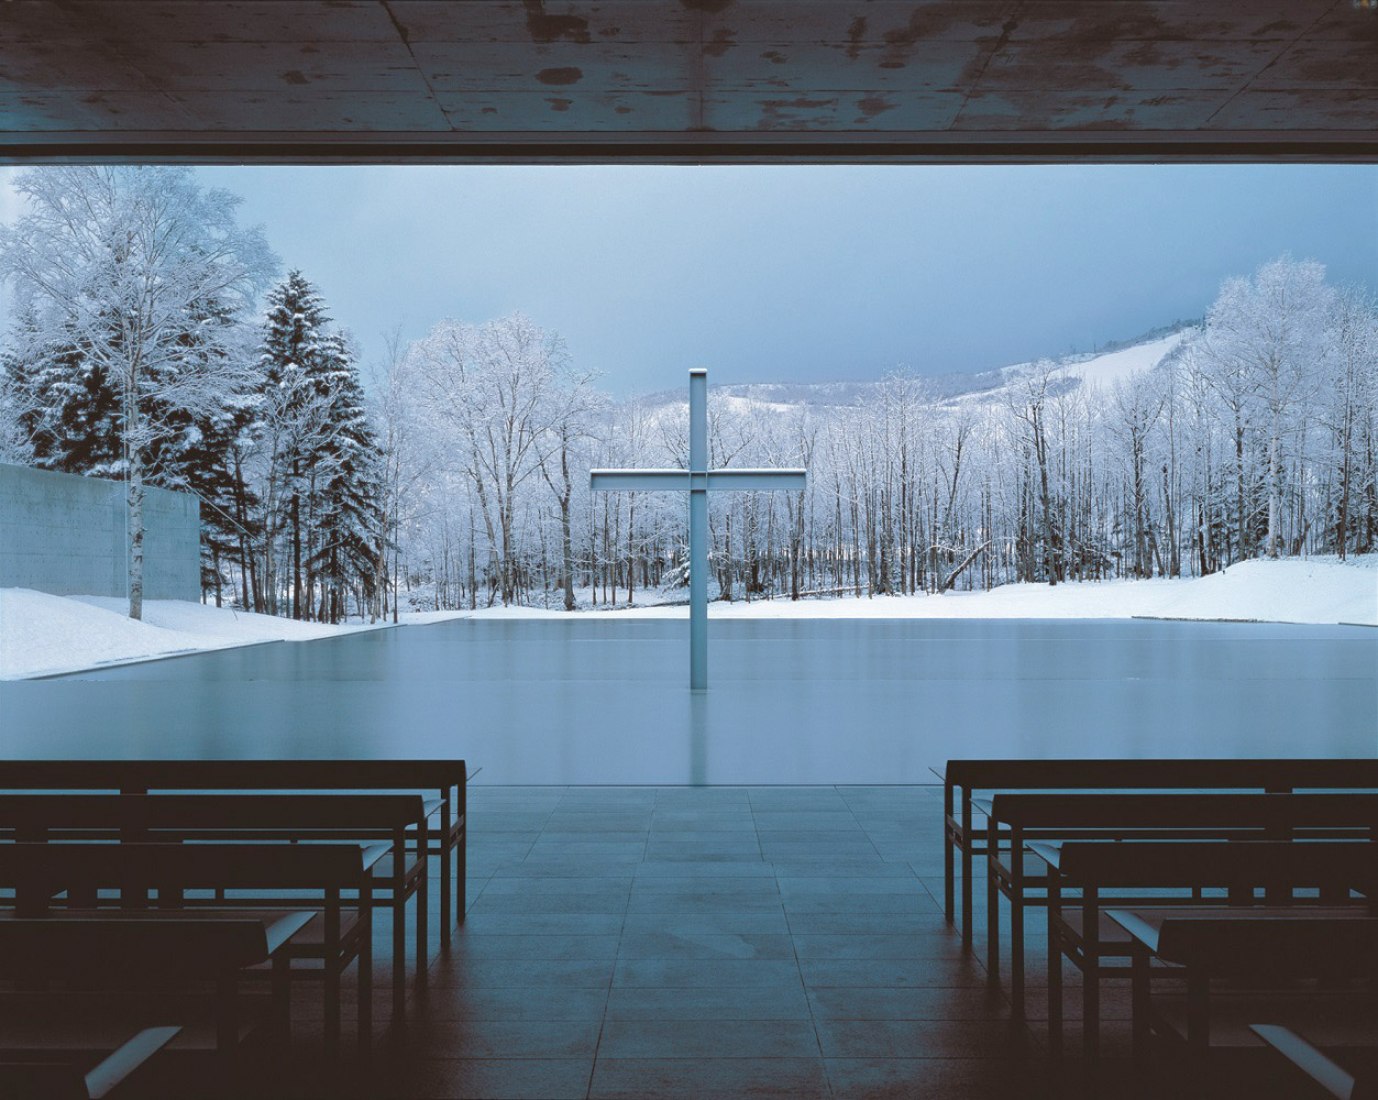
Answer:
[0,463,201,601]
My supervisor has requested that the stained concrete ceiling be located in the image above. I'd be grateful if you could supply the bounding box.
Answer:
[2,0,1376,163]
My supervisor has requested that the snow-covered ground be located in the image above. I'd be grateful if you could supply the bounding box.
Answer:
[2,557,1372,680]
[440,557,1377,625]
[0,590,384,680]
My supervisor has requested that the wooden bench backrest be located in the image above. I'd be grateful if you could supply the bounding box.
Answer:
[0,793,426,833]
[1056,839,1378,892]
[0,759,467,795]
[0,916,278,976]
[989,792,1378,830]
[0,841,369,902]
[1155,915,1378,973]
[946,759,1378,793]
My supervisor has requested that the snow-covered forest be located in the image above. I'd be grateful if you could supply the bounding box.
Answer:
[2,167,1375,622]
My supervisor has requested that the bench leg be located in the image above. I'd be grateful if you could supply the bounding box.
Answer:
[272,955,292,1048]
[1047,908,1062,1058]
[440,838,452,951]
[457,828,466,924]
[1009,890,1024,1019]
[1186,970,1210,1100]
[416,860,429,991]
[393,896,406,1025]
[325,959,341,1058]
[1131,949,1150,1069]
[962,843,974,952]
[216,973,239,1088]
[986,864,1000,986]
[358,908,373,1060]
[1082,952,1100,1062]
[944,830,955,927]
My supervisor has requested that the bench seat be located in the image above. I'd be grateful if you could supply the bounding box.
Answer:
[364,851,424,887]
[1154,993,1378,1049]
[0,1022,182,1100]
[0,994,264,1055]
[0,908,313,968]
[249,909,363,964]
[991,849,1055,881]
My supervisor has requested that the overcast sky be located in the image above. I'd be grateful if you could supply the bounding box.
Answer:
[5,164,1376,395]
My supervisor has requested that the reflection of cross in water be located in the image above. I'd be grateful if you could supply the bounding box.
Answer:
[590,369,807,692]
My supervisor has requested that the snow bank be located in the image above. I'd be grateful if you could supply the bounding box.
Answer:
[2,557,1371,680]
[443,557,1377,627]
[0,589,380,680]
[66,595,367,642]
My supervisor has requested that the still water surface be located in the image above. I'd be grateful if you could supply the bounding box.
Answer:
[1,618,1373,783]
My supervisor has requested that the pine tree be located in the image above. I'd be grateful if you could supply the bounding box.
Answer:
[307,333,383,623]
[4,307,124,476]
[257,270,334,618]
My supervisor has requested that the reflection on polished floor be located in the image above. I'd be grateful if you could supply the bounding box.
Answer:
[193,784,1316,1099]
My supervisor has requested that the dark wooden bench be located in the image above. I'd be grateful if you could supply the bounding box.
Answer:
[0,910,312,1080]
[0,840,380,1056]
[1108,907,1378,1088]
[1041,838,1378,1060]
[941,759,1378,952]
[984,791,1378,1018]
[1250,1025,1378,1100]
[0,1024,180,1100]
[0,792,428,1023]
[0,759,468,948]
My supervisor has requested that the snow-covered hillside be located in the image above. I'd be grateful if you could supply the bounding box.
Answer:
[1049,330,1193,392]
[641,323,1196,419]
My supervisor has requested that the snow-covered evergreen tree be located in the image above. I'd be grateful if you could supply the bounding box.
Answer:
[307,333,383,623]
[255,270,334,618]
[254,272,380,621]
[3,305,123,476]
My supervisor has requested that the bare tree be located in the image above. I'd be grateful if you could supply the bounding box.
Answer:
[536,365,604,611]
[408,313,571,606]
[1325,288,1378,560]
[1203,257,1335,559]
[1110,374,1167,578]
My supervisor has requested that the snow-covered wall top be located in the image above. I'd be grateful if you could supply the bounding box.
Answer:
[0,464,200,602]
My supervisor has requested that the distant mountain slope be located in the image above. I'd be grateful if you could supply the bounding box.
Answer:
[637,320,1198,415]
[1049,329,1193,392]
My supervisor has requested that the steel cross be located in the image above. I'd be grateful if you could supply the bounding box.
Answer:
[590,369,807,691]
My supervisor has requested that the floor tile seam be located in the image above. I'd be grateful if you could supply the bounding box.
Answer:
[781,854,836,1100]
[578,866,627,1100]
[836,782,892,869]
[463,868,499,917]
[747,791,771,867]
[584,1005,608,1100]
[519,793,566,869]
[583,860,657,1100]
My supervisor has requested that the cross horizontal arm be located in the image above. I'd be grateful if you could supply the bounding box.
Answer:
[703,469,807,491]
[590,469,690,491]
[590,469,807,492]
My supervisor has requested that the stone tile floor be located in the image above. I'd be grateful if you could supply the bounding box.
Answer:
[217,785,1324,1099]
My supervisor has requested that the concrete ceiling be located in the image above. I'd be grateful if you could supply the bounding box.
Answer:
[3,0,1376,163]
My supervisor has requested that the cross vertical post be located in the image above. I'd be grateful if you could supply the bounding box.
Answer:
[688,368,708,691]
[590,370,806,691]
